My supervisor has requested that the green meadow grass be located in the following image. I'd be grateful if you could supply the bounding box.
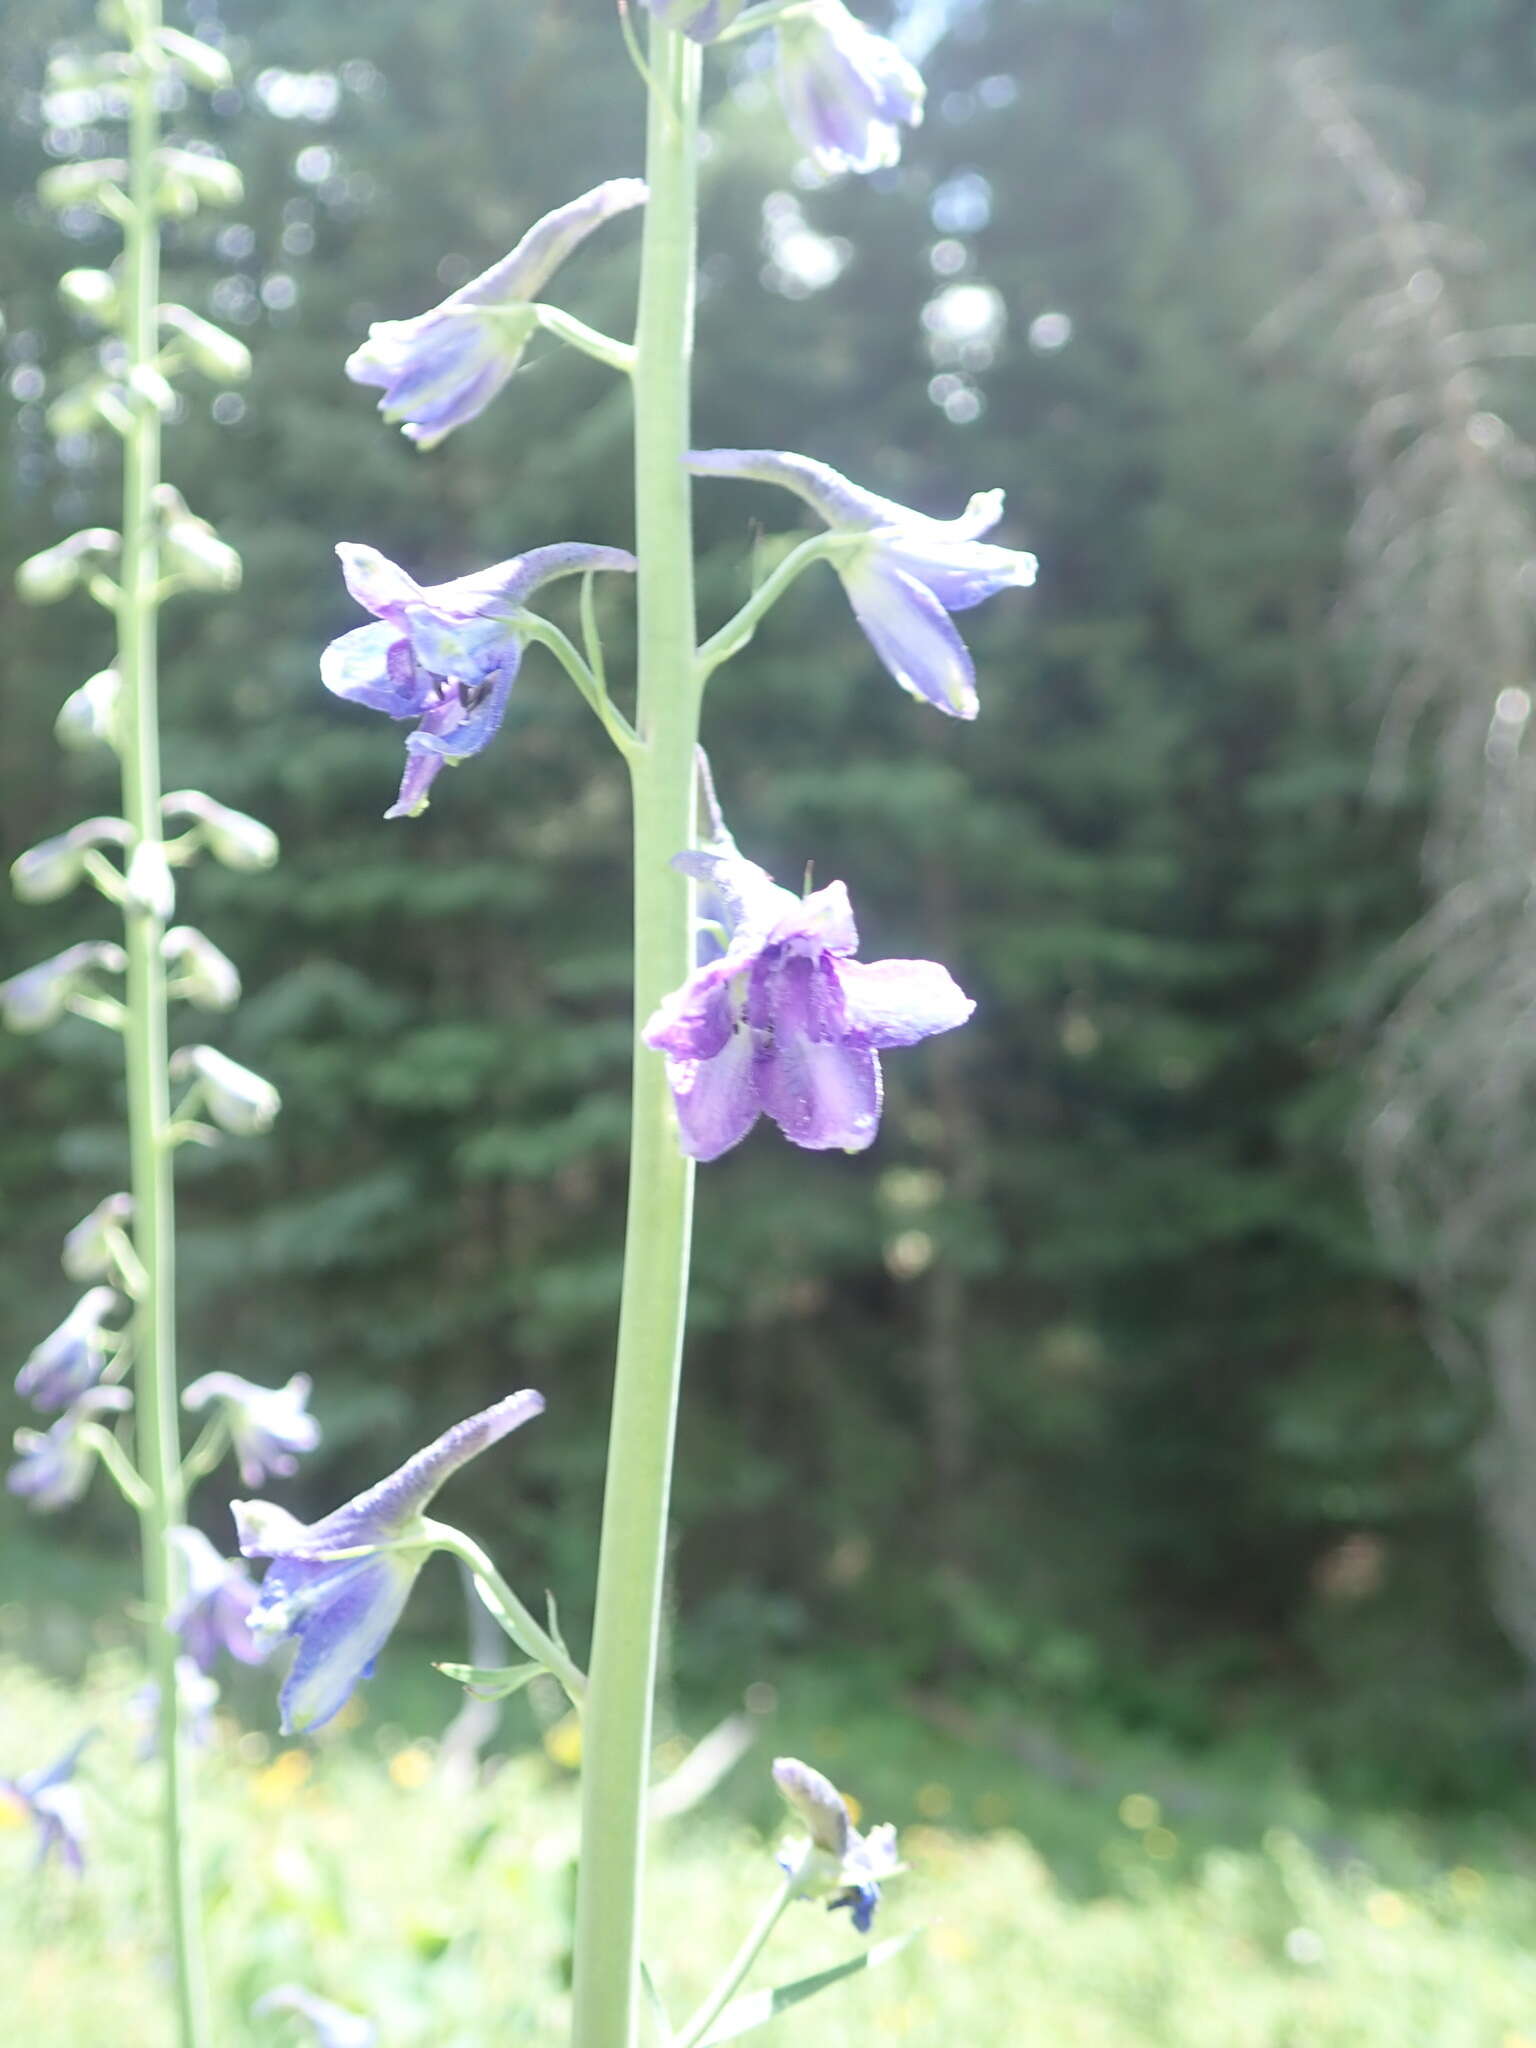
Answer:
[6,1651,1536,2046]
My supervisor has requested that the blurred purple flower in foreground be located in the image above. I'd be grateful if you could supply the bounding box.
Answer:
[638,0,746,39]
[773,1755,901,1933]
[15,1286,120,1412]
[776,1,924,175]
[689,448,1036,718]
[2,1732,93,1875]
[169,1526,270,1671]
[346,178,646,448]
[643,803,973,1161]
[234,1392,544,1735]
[181,1370,320,1487]
[7,1385,132,1512]
[321,542,636,818]
[254,1986,376,2048]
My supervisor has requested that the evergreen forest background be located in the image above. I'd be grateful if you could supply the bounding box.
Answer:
[6,0,1536,1817]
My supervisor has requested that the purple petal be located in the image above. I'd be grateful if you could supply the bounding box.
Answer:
[336,543,426,623]
[320,621,423,717]
[768,879,858,957]
[385,745,444,821]
[835,957,975,1049]
[841,558,979,718]
[455,179,648,310]
[666,1026,762,1162]
[756,1032,882,1152]
[273,1552,418,1735]
[644,971,739,1062]
[880,532,1037,615]
[687,448,902,532]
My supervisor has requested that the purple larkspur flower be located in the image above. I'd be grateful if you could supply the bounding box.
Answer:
[234,1392,544,1735]
[773,1756,901,1934]
[776,2,924,176]
[642,809,973,1161]
[7,1385,132,1513]
[181,1371,320,1487]
[2,1733,93,1875]
[345,179,646,448]
[321,541,636,818]
[254,1986,376,2048]
[638,0,746,39]
[15,1286,120,1412]
[690,448,1036,718]
[168,1526,269,1671]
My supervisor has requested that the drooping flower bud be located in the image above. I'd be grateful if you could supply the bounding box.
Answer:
[7,1386,132,1514]
[56,668,123,752]
[37,159,129,213]
[163,926,241,1011]
[169,1044,280,1134]
[59,267,120,326]
[0,941,127,1033]
[61,1192,134,1283]
[154,25,234,93]
[153,484,242,590]
[10,817,131,904]
[158,304,251,383]
[161,790,279,870]
[15,528,121,604]
[154,146,243,213]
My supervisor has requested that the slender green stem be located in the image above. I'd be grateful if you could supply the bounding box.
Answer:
[518,612,640,754]
[676,1871,800,2048]
[532,302,638,375]
[77,1422,153,1514]
[695,530,856,681]
[119,12,211,2042]
[419,1520,587,1708]
[571,25,703,2048]
[178,1414,229,1489]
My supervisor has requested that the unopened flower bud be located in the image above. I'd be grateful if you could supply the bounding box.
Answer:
[59,267,120,325]
[157,304,250,383]
[38,159,128,212]
[154,485,241,590]
[56,668,123,752]
[128,363,178,415]
[170,1045,280,1135]
[125,840,176,922]
[61,1192,134,1283]
[161,790,279,870]
[154,26,234,93]
[46,380,115,440]
[0,941,126,1034]
[163,926,240,1011]
[16,528,120,604]
[45,50,133,95]
[11,816,131,903]
[155,147,243,211]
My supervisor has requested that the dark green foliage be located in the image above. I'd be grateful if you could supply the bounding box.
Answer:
[0,0,1527,1797]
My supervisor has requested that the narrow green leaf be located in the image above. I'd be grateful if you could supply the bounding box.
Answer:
[641,1961,675,2046]
[697,1932,919,2045]
[433,1660,542,1701]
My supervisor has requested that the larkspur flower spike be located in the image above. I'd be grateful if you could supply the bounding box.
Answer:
[181,1370,320,1487]
[773,1756,901,1933]
[321,541,636,816]
[346,178,646,448]
[775,1,925,176]
[642,784,974,1160]
[234,1391,545,1735]
[690,449,1037,718]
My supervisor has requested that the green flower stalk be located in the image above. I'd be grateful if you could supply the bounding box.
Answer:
[10,9,272,2043]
